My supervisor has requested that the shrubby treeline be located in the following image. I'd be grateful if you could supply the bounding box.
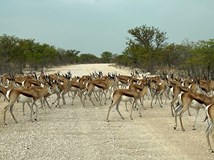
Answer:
[1,24,214,79]
[0,35,101,74]
[117,25,214,79]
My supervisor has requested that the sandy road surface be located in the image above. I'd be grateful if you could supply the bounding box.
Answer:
[0,63,213,160]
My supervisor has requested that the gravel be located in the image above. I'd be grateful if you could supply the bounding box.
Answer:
[0,64,213,160]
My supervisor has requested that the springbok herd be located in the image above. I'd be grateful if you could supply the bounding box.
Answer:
[0,70,214,153]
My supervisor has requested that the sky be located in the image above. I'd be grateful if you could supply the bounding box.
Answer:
[1,0,214,56]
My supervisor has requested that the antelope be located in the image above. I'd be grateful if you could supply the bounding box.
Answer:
[13,74,35,86]
[19,73,52,114]
[0,85,12,102]
[131,69,141,78]
[116,75,133,89]
[0,81,34,116]
[170,79,200,116]
[120,83,143,112]
[69,81,86,106]
[169,80,181,116]
[170,80,189,116]
[68,75,91,106]
[37,70,47,84]
[128,83,148,110]
[83,78,110,106]
[205,103,214,153]
[0,73,12,86]
[22,78,42,88]
[3,84,53,125]
[49,75,71,107]
[106,88,146,122]
[27,85,54,111]
[49,74,87,107]
[174,91,214,131]
[198,79,214,96]
[17,95,33,116]
[150,79,169,108]
[137,78,152,100]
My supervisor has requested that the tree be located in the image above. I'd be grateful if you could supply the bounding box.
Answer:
[122,25,168,73]
[100,51,113,63]
[64,49,80,64]
[79,54,100,63]
[0,34,21,73]
[187,39,214,79]
[127,25,168,52]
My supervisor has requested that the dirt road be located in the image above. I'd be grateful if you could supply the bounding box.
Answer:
[0,64,213,160]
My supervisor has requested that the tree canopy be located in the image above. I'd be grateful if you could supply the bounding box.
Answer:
[116,25,214,79]
[0,34,101,74]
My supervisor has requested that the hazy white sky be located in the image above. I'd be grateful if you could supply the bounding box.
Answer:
[1,0,214,56]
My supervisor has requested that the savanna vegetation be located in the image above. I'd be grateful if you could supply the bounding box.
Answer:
[0,24,214,78]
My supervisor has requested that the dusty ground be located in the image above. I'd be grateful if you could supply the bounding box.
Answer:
[0,63,213,160]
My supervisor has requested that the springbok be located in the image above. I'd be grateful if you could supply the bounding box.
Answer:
[196,79,214,96]
[0,81,34,116]
[170,79,200,117]
[116,75,133,89]
[170,80,182,116]
[106,88,146,122]
[3,84,53,125]
[0,73,12,86]
[174,91,214,131]
[69,81,86,106]
[150,79,169,108]
[49,75,72,107]
[17,95,33,116]
[170,81,190,116]
[205,103,214,153]
[83,78,109,106]
[128,83,148,110]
